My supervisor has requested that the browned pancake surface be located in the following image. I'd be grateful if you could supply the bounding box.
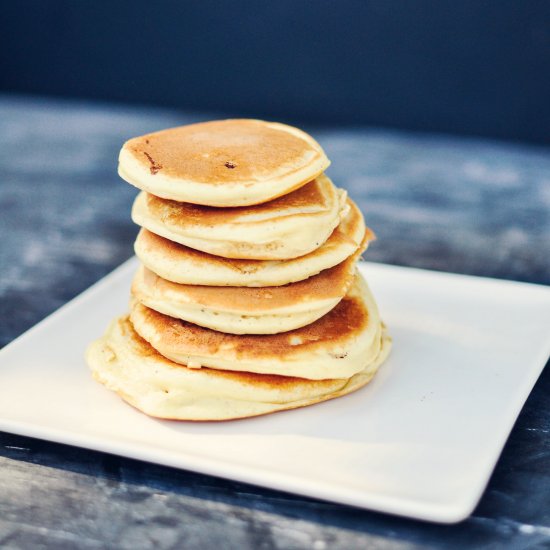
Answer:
[120,316,346,390]
[135,199,371,274]
[134,253,356,312]
[124,120,323,184]
[144,178,329,227]
[130,288,369,359]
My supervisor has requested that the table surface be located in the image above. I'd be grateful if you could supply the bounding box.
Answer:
[1,95,549,549]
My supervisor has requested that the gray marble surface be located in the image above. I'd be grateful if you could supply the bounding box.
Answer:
[0,95,549,549]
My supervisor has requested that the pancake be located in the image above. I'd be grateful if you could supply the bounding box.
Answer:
[130,253,358,334]
[86,315,391,421]
[118,119,330,207]
[130,273,384,380]
[134,198,372,287]
[131,175,347,260]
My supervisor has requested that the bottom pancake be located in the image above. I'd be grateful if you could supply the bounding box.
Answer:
[86,315,391,421]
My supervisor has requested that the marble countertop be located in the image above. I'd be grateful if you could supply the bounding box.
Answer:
[1,95,549,549]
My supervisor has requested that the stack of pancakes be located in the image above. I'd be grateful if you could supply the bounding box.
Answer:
[86,119,391,421]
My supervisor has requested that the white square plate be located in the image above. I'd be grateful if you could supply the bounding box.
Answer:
[1,259,549,523]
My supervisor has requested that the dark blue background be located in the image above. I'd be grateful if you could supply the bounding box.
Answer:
[2,0,549,143]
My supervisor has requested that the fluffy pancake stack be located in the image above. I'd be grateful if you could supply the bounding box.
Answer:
[87,119,391,420]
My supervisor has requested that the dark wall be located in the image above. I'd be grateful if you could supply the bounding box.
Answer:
[2,1,549,143]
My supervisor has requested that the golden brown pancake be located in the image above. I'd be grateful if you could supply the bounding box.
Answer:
[130,273,383,380]
[86,315,391,421]
[118,119,331,206]
[134,198,372,287]
[130,251,358,334]
[131,174,347,260]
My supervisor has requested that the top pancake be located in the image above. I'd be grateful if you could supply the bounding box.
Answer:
[118,119,330,206]
[131,174,347,260]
